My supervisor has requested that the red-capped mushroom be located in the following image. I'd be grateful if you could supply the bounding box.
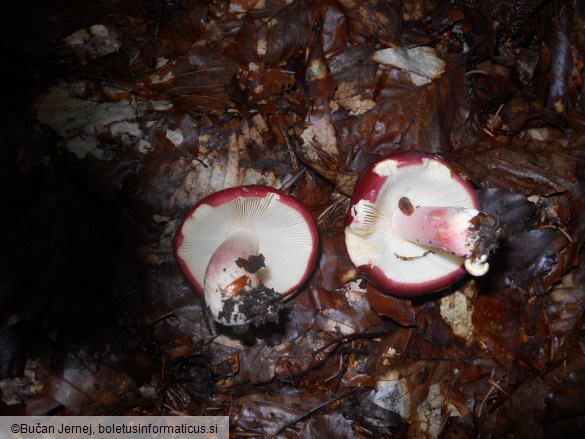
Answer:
[174,185,319,326]
[345,151,500,297]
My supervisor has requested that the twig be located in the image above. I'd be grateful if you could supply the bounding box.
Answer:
[267,388,358,438]
[465,70,488,76]
[488,378,512,399]
[478,382,496,418]
[306,331,393,372]
[490,103,504,133]
[279,168,307,192]
[540,224,574,242]
[317,197,348,226]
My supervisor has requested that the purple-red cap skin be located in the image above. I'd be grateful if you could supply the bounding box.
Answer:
[174,185,320,297]
[348,151,426,207]
[358,263,467,297]
[345,151,479,297]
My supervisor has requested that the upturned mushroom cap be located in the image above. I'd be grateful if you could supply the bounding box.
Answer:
[174,185,319,325]
[345,151,498,297]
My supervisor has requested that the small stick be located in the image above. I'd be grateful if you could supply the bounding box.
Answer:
[267,388,358,438]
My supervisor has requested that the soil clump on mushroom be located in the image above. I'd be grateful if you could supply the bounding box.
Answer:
[220,252,284,327]
[468,212,501,262]
[236,254,266,273]
[218,284,283,327]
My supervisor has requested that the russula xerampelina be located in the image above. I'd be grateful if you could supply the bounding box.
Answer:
[345,151,501,297]
[174,185,319,327]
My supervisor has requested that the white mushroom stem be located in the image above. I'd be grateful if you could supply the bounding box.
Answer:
[392,202,490,276]
[204,228,260,324]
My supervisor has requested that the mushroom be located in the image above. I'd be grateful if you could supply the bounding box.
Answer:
[345,151,500,297]
[174,185,319,327]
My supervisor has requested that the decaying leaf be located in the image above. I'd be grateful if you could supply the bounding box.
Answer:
[372,46,446,86]
[4,0,585,436]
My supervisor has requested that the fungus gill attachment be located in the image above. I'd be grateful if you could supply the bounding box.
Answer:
[345,151,500,297]
[174,185,319,327]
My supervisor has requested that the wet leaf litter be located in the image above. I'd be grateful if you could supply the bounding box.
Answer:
[2,0,585,437]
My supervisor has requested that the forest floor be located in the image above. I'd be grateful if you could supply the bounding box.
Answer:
[1,0,585,437]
